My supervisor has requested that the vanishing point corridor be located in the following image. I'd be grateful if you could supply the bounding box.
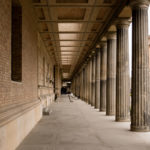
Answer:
[2,0,150,149]
[17,95,150,150]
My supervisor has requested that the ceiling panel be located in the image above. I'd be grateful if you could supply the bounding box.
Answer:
[58,23,83,32]
[59,33,81,40]
[57,8,86,20]
[60,41,81,46]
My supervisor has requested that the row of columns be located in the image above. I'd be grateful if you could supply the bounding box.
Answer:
[72,0,150,132]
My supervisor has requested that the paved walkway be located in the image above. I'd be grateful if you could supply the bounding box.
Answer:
[17,95,150,150]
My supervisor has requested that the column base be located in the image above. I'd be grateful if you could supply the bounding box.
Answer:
[115,117,130,122]
[95,106,99,109]
[106,113,115,116]
[100,109,106,112]
[88,102,91,105]
[131,125,150,132]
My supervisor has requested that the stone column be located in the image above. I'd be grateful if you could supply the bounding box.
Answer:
[74,76,76,96]
[80,72,82,99]
[82,69,84,100]
[95,47,101,109]
[116,19,130,122]
[85,65,88,103]
[100,42,107,111]
[76,76,77,97]
[89,58,93,105]
[79,73,80,98]
[83,69,85,101]
[106,32,116,116]
[71,79,74,95]
[75,76,77,97]
[130,0,150,132]
[84,67,86,101]
[78,74,80,98]
[92,54,96,106]
[86,61,89,104]
[80,71,83,99]
[76,75,79,98]
[82,70,84,100]
[86,63,89,103]
[88,61,91,104]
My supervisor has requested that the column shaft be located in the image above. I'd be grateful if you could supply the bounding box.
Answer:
[77,75,80,98]
[106,34,116,116]
[100,43,107,111]
[87,62,90,104]
[95,48,101,109]
[80,72,82,99]
[131,0,150,131]
[92,55,96,106]
[85,64,87,102]
[90,59,93,105]
[83,69,85,101]
[116,21,130,122]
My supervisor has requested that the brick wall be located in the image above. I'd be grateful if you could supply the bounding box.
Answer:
[0,0,11,106]
[37,33,55,98]
[0,0,55,106]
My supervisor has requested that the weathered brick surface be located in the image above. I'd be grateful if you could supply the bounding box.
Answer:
[37,33,55,97]
[0,0,11,106]
[0,0,55,106]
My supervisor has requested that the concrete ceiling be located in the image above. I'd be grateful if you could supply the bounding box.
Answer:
[33,0,131,80]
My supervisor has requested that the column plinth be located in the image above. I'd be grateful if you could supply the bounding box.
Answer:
[100,42,107,112]
[130,0,150,132]
[116,20,130,122]
[106,32,116,116]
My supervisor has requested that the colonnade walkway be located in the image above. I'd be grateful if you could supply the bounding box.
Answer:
[17,95,150,150]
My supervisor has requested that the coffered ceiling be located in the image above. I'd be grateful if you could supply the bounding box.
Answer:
[33,0,129,80]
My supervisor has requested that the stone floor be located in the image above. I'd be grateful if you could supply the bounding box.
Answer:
[17,95,150,150]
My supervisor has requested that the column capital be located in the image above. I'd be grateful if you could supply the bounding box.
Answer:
[106,31,116,40]
[96,44,100,48]
[83,62,88,67]
[88,54,93,61]
[130,0,149,8]
[115,18,131,29]
[91,49,96,57]
[96,47,100,53]
[100,41,107,48]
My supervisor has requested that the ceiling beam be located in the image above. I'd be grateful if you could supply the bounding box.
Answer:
[39,31,99,34]
[61,57,74,58]
[43,39,94,42]
[38,20,104,23]
[61,55,78,57]
[60,46,89,47]
[60,51,80,52]
[33,3,116,8]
